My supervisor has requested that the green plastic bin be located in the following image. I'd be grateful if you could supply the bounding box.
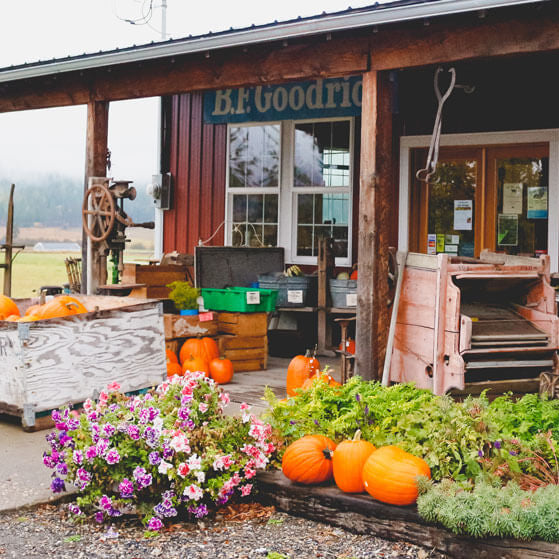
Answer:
[201,287,278,313]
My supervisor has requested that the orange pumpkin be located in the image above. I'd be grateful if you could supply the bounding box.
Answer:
[33,296,87,320]
[166,349,179,364]
[181,354,210,377]
[302,371,341,391]
[0,295,20,320]
[282,435,337,484]
[333,430,376,493]
[3,314,20,322]
[209,357,234,384]
[24,304,41,317]
[350,269,358,280]
[338,338,355,355]
[286,350,320,397]
[167,361,183,377]
[362,446,431,506]
[179,337,219,366]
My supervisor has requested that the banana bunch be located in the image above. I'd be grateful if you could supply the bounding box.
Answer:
[285,265,303,277]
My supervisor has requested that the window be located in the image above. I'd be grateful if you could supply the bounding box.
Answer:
[226,119,353,264]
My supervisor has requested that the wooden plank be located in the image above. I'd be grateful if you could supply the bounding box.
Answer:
[256,470,559,559]
[218,335,267,350]
[369,3,559,71]
[222,347,267,361]
[2,183,14,296]
[217,312,268,336]
[450,378,541,398]
[122,264,189,286]
[163,313,218,338]
[228,358,267,372]
[0,35,369,112]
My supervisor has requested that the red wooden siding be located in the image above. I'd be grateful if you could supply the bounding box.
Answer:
[163,92,227,254]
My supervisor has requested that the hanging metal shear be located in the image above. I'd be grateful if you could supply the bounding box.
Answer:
[416,67,457,182]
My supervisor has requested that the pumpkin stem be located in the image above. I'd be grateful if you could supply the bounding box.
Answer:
[322,447,333,460]
[353,429,362,441]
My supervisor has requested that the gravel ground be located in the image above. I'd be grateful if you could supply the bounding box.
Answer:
[0,502,445,559]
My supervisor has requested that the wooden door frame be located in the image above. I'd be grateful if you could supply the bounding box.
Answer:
[399,129,559,271]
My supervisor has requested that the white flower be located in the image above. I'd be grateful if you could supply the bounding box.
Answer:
[187,454,202,470]
[195,471,206,484]
[183,484,203,501]
[158,460,173,475]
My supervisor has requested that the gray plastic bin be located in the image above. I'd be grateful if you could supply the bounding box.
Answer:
[329,279,357,308]
[258,275,317,307]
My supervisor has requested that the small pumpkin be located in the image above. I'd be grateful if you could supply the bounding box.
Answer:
[338,338,355,355]
[0,295,20,320]
[181,354,210,377]
[166,349,179,364]
[302,370,341,391]
[333,430,376,493]
[179,336,219,366]
[362,445,431,506]
[350,269,358,280]
[209,357,234,384]
[286,349,320,397]
[282,435,337,484]
[33,296,87,320]
[166,361,183,378]
[3,314,20,322]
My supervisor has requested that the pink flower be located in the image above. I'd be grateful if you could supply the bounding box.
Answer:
[240,402,249,411]
[198,403,208,413]
[183,484,203,501]
[213,455,233,471]
[158,460,173,475]
[98,391,108,405]
[177,463,190,478]
[220,392,230,405]
[107,381,121,392]
[240,484,253,497]
[244,467,256,479]
[83,399,93,412]
[187,454,202,470]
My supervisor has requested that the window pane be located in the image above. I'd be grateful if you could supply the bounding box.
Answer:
[296,193,349,257]
[229,125,280,188]
[231,194,278,247]
[294,121,350,187]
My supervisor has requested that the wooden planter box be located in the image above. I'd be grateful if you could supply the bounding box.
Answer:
[0,295,166,430]
[122,263,190,299]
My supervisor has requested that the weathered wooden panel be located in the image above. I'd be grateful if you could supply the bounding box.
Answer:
[397,267,437,329]
[0,330,24,409]
[163,313,218,338]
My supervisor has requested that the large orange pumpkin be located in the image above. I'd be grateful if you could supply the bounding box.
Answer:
[179,337,219,366]
[332,430,376,493]
[181,354,210,377]
[166,349,179,364]
[0,295,20,320]
[167,361,183,377]
[362,446,431,505]
[286,351,320,397]
[209,357,234,384]
[282,435,336,484]
[32,296,87,320]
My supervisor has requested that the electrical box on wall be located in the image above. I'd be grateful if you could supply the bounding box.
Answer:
[148,172,172,210]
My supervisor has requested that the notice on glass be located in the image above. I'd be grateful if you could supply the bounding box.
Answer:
[427,234,436,255]
[498,214,519,246]
[527,186,548,219]
[454,200,473,230]
[503,183,523,214]
[436,234,445,253]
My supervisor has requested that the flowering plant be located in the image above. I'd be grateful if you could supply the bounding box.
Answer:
[43,372,275,531]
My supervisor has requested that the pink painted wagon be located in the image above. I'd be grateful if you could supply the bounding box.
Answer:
[387,251,559,396]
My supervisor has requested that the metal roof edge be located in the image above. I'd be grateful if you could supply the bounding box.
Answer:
[0,0,548,84]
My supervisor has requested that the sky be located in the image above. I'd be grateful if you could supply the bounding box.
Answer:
[0,0,375,188]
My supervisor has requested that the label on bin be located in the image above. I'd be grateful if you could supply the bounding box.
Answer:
[246,291,261,305]
[346,293,357,307]
[287,290,304,304]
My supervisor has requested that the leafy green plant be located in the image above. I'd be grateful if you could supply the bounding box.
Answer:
[167,281,200,311]
[417,478,559,542]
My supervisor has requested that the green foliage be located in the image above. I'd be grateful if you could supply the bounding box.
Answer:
[167,281,200,310]
[63,535,82,543]
[417,478,559,542]
[266,553,289,559]
[263,377,559,482]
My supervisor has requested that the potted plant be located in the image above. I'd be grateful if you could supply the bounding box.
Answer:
[167,281,201,315]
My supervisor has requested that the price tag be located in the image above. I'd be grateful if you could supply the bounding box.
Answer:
[246,291,261,305]
[198,311,214,322]
[287,290,303,304]
[346,293,357,307]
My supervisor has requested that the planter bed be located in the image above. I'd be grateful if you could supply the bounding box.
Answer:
[256,470,559,559]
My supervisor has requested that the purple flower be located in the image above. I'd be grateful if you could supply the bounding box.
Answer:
[99,495,112,511]
[105,449,120,465]
[143,427,159,447]
[94,511,104,524]
[147,517,163,531]
[313,420,320,426]
[85,445,98,461]
[73,450,83,465]
[133,466,147,482]
[67,417,80,431]
[189,504,208,519]
[494,440,502,450]
[50,477,66,493]
[96,438,109,456]
[364,405,369,416]
[75,467,92,489]
[45,432,58,448]
[162,445,173,459]
[148,452,161,466]
[154,502,177,518]
[119,478,134,498]
[68,504,81,515]
[43,453,57,469]
[51,410,62,423]
[510,450,518,456]
[59,433,73,447]
[178,407,190,420]
[56,462,68,476]
[478,450,484,458]
[102,423,116,438]
[108,507,122,517]
[127,425,140,440]
[181,394,193,406]
[289,420,296,425]
[148,407,160,422]
[355,393,361,402]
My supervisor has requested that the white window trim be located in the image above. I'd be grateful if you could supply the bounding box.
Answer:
[225,117,354,267]
[399,129,559,272]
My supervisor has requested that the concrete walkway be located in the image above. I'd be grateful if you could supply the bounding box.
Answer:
[0,355,340,512]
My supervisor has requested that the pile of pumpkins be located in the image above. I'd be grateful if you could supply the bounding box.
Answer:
[0,293,88,322]
[282,433,431,506]
[165,336,234,385]
[286,350,340,396]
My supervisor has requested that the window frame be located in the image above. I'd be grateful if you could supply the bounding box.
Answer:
[225,117,354,266]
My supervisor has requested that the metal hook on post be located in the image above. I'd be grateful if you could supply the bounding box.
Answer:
[416,67,457,183]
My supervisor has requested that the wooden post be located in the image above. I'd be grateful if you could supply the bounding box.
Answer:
[317,237,336,355]
[355,70,394,380]
[3,183,15,296]
[83,99,109,294]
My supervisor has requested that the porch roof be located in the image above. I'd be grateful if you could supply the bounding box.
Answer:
[0,0,547,84]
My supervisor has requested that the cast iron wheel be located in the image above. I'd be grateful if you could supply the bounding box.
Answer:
[82,184,116,242]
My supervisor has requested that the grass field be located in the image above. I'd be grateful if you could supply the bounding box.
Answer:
[2,250,154,299]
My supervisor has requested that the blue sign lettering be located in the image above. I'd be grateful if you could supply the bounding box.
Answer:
[203,76,362,123]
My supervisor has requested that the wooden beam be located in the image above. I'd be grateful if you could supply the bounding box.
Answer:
[355,70,394,381]
[0,35,370,113]
[370,3,559,70]
[82,99,109,294]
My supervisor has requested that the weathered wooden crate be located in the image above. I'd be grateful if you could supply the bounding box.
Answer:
[0,295,166,430]
[218,334,268,372]
[217,312,268,337]
[163,313,218,339]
